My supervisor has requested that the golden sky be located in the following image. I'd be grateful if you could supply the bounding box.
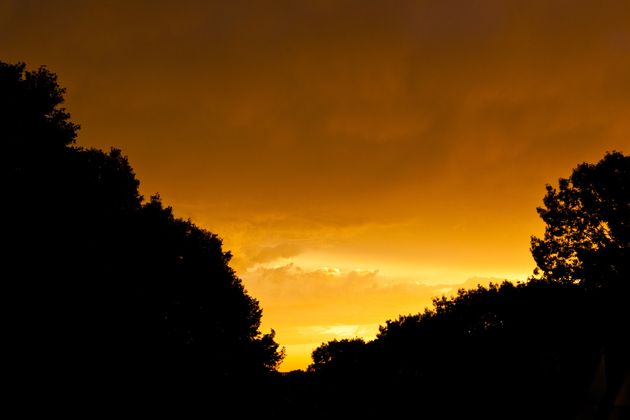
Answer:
[2,0,629,370]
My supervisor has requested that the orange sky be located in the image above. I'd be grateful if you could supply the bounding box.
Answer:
[2,0,629,370]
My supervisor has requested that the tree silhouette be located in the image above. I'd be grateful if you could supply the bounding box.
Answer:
[299,281,603,419]
[2,60,283,411]
[1,61,78,152]
[309,338,366,373]
[531,151,630,418]
[134,195,284,375]
[292,153,629,419]
[531,151,629,289]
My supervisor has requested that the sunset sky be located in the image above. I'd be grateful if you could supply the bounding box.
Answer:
[2,0,629,370]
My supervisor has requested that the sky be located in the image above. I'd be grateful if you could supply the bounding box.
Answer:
[2,0,629,370]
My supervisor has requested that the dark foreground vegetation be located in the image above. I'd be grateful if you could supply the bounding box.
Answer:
[3,61,628,418]
[2,61,283,413]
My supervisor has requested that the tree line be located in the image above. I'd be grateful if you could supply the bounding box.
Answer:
[2,61,627,418]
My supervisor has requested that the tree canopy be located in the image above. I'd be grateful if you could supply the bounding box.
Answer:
[301,281,602,419]
[2,60,283,410]
[295,152,629,419]
[531,151,629,289]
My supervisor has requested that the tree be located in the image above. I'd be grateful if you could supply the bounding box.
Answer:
[134,195,285,375]
[309,338,366,374]
[530,151,629,289]
[530,151,629,417]
[282,153,629,419]
[295,281,602,420]
[1,61,78,154]
[1,61,284,408]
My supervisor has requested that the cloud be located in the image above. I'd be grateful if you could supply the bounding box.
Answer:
[245,263,431,337]
[4,0,627,225]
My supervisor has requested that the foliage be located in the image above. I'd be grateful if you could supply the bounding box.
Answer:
[302,281,602,419]
[308,338,366,373]
[531,151,629,288]
[298,153,629,419]
[1,61,78,153]
[1,61,283,407]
